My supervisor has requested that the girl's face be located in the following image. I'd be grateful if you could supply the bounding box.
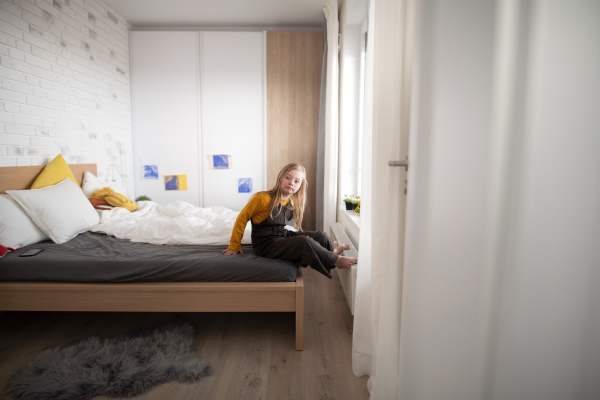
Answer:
[280,169,304,198]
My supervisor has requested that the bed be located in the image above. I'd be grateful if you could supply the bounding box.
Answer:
[0,163,304,350]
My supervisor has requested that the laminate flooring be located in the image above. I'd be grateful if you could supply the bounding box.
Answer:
[0,268,370,400]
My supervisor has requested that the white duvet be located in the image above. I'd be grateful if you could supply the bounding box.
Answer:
[90,201,251,245]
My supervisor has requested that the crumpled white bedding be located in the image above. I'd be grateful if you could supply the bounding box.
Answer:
[90,201,250,245]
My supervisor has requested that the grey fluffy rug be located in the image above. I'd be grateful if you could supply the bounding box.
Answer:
[5,323,211,400]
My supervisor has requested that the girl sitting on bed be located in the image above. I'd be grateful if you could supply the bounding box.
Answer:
[222,163,357,278]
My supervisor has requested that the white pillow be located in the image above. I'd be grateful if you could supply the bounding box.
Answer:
[0,194,48,248]
[82,171,107,198]
[7,179,100,244]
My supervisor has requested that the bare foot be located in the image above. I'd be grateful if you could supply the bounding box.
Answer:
[333,244,350,255]
[335,255,357,269]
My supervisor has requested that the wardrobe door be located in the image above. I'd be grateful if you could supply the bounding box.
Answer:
[200,32,265,211]
[130,31,201,205]
[267,31,324,231]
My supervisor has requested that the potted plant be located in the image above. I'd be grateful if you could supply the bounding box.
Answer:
[350,196,360,211]
[343,195,355,210]
[343,195,360,211]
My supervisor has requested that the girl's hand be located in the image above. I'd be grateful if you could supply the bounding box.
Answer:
[222,249,243,255]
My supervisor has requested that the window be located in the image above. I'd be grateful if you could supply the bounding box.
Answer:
[356,17,368,196]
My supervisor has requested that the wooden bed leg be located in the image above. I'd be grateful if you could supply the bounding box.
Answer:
[295,270,304,350]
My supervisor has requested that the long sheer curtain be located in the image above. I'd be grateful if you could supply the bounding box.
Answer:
[352,1,600,399]
[319,0,340,233]
[315,30,327,232]
[352,0,411,398]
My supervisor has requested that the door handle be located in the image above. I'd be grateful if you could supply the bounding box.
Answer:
[388,160,408,171]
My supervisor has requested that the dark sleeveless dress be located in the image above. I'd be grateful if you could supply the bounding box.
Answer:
[251,203,338,278]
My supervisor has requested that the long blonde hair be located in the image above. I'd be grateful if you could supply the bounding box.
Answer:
[264,163,307,231]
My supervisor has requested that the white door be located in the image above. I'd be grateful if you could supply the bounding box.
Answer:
[200,32,265,211]
[129,31,265,209]
[130,31,201,205]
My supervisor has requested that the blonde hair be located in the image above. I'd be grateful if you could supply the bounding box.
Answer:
[264,163,307,231]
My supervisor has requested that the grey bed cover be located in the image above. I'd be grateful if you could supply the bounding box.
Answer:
[0,232,298,283]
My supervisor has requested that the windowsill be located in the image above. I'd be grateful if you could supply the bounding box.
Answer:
[338,205,360,250]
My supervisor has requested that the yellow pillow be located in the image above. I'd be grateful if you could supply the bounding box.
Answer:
[30,154,78,189]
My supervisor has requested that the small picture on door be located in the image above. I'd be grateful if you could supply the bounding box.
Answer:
[237,178,252,193]
[164,175,188,191]
[143,164,159,180]
[209,155,232,170]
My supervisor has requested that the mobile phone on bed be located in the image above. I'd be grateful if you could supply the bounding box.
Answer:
[19,248,44,257]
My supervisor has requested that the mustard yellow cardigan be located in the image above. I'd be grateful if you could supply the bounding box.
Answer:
[228,192,292,252]
[90,187,137,212]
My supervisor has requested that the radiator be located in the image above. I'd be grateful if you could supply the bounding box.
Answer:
[330,222,358,315]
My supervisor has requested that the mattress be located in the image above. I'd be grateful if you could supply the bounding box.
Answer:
[0,232,298,283]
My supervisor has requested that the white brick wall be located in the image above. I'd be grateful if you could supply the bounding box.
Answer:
[0,0,133,195]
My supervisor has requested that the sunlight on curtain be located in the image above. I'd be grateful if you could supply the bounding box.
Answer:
[322,0,340,233]
[316,27,327,232]
[351,0,376,383]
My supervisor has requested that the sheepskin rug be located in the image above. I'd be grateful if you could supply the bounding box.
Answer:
[5,323,211,400]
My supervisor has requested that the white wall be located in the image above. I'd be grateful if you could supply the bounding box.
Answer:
[0,0,134,194]
[400,1,600,399]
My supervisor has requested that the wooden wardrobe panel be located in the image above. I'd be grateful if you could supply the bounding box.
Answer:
[267,31,324,231]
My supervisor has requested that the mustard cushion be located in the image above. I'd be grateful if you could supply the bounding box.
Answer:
[30,154,78,189]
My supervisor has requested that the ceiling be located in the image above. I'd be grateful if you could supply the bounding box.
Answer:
[104,0,331,29]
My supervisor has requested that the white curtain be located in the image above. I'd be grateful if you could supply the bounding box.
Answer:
[315,32,327,233]
[352,0,411,398]
[321,0,340,233]
[353,1,600,399]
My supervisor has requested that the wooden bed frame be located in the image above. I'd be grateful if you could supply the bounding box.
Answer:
[0,164,304,350]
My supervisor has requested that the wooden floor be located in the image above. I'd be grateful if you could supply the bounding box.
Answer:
[0,269,369,400]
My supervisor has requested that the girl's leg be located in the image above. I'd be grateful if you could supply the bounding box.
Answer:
[291,230,351,255]
[288,230,333,250]
[257,234,338,278]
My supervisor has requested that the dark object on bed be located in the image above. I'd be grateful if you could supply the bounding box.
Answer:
[18,248,44,257]
[0,232,298,283]
[5,323,210,400]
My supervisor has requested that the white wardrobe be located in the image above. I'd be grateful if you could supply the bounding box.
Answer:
[129,31,265,210]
